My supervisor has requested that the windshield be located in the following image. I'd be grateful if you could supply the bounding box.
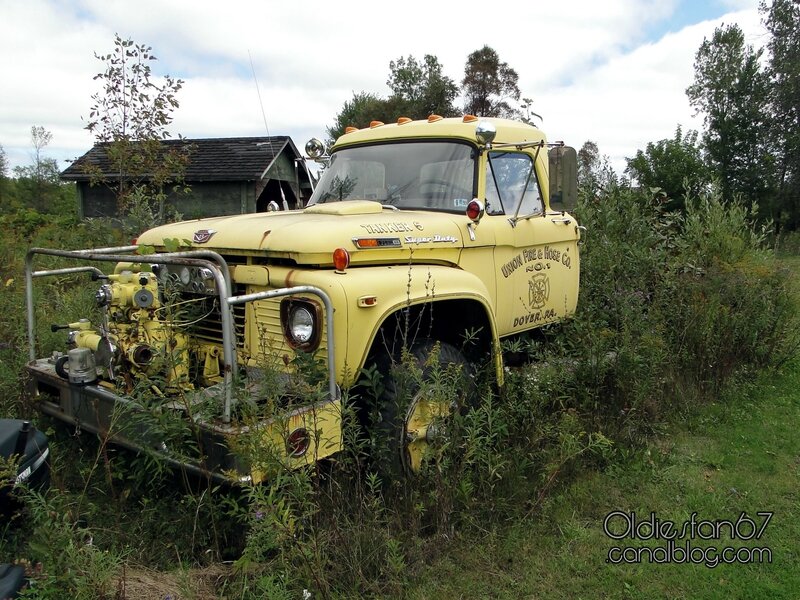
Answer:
[308,141,476,212]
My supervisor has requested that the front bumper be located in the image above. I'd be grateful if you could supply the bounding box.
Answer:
[26,357,342,484]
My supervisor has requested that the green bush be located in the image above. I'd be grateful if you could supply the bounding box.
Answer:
[553,186,797,436]
[776,228,800,255]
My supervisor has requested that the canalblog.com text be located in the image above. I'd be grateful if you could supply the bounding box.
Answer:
[603,511,773,568]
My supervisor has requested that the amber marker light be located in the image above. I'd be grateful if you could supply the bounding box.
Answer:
[333,247,350,271]
[370,120,385,128]
[344,126,359,134]
[353,237,402,249]
[397,117,412,125]
[427,114,443,122]
[462,114,478,123]
[358,295,378,307]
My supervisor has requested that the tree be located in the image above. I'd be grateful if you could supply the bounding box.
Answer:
[577,140,599,190]
[88,36,183,143]
[462,46,521,118]
[761,0,800,230]
[327,53,459,143]
[0,144,8,205]
[31,126,53,181]
[29,127,60,184]
[13,127,60,184]
[626,126,710,210]
[577,140,617,197]
[578,140,609,194]
[386,54,459,119]
[85,34,191,226]
[326,91,396,143]
[12,126,65,212]
[519,97,543,126]
[0,143,7,180]
[686,24,774,212]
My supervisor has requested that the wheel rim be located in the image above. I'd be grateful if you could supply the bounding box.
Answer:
[401,387,453,474]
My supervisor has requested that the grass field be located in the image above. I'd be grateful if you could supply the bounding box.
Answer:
[56,357,798,600]
[404,264,800,600]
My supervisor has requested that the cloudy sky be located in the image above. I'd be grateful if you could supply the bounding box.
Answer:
[0,0,766,175]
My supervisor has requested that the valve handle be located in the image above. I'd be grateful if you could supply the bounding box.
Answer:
[55,355,70,380]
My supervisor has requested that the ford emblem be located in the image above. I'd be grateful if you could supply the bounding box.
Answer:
[193,229,216,244]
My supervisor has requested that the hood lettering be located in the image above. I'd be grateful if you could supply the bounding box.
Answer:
[361,222,414,234]
[404,234,458,245]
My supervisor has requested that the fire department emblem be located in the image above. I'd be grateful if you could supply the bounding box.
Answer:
[192,229,216,244]
[528,274,550,309]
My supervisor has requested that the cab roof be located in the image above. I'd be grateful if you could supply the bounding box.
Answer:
[332,116,547,150]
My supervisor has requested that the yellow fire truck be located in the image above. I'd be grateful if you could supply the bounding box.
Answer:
[25,116,579,482]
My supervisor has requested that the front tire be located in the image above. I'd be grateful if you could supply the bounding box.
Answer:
[374,339,473,477]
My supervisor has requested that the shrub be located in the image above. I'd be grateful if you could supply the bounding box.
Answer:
[545,184,797,442]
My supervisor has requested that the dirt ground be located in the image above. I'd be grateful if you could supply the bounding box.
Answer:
[115,564,230,600]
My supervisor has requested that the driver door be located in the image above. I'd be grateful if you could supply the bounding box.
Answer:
[488,150,579,336]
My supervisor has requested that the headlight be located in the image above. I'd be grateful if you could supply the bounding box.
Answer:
[305,138,326,159]
[289,306,314,344]
[281,299,321,350]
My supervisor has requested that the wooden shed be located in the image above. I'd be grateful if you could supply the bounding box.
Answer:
[61,136,314,219]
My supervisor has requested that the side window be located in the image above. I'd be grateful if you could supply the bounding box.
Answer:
[485,165,503,214]
[486,152,543,216]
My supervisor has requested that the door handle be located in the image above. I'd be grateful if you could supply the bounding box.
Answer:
[550,217,572,224]
[577,225,587,246]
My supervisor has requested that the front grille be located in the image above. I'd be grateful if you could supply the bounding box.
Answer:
[179,284,246,350]
[167,251,329,372]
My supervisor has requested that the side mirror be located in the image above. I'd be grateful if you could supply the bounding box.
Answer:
[548,146,577,212]
[305,138,329,166]
[305,138,326,158]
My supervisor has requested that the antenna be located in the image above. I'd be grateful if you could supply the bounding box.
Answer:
[248,49,271,138]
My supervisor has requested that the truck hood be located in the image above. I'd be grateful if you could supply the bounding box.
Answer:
[137,201,477,266]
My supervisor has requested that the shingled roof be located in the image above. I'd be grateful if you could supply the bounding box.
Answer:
[61,136,296,182]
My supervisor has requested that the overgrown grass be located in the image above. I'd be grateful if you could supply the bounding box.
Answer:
[0,214,124,416]
[406,355,800,599]
[1,184,798,599]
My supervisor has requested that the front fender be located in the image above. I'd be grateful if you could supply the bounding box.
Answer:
[342,264,501,384]
[264,264,502,387]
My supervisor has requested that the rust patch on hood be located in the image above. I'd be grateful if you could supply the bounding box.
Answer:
[259,230,272,248]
